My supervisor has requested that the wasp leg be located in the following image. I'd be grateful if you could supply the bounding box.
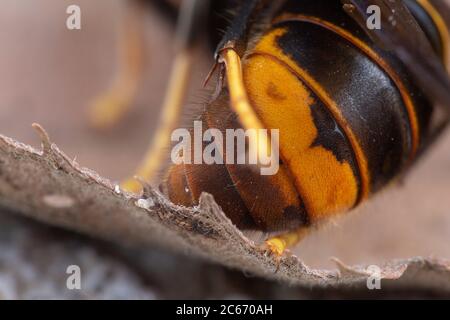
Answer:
[121,49,193,192]
[88,2,144,129]
[121,0,209,193]
[217,48,272,163]
[264,227,309,257]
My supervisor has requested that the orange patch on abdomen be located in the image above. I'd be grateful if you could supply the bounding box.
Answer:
[243,50,359,222]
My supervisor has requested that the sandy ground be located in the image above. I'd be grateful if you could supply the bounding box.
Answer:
[1,0,450,298]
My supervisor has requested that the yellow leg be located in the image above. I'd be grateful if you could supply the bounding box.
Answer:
[218,48,273,162]
[120,0,209,193]
[265,227,309,256]
[121,48,193,193]
[88,2,144,129]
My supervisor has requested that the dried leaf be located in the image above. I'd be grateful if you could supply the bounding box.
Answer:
[1,126,450,291]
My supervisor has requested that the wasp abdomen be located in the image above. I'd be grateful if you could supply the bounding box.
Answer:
[165,0,443,233]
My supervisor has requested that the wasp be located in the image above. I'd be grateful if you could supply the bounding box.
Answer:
[89,0,450,255]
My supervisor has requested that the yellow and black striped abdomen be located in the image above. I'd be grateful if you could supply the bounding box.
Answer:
[239,0,440,225]
[165,0,446,232]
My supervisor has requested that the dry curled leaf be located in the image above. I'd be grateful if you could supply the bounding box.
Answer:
[1,126,450,292]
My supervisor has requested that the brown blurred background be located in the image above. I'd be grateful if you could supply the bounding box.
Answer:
[0,0,450,298]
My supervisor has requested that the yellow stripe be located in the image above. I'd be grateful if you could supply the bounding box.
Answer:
[417,0,450,70]
[273,14,421,161]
